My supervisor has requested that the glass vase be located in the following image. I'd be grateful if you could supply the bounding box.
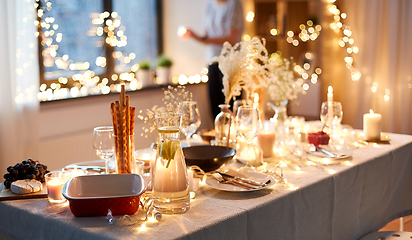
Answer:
[152,112,190,214]
[268,100,289,149]
[214,104,236,148]
[268,100,289,124]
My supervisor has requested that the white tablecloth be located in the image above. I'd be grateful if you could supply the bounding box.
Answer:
[1,132,412,240]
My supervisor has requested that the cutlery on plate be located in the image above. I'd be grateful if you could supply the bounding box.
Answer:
[311,145,350,159]
[212,173,259,190]
[217,172,270,187]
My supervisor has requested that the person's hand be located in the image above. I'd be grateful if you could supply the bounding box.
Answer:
[181,29,193,39]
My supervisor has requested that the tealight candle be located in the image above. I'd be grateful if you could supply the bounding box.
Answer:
[257,131,276,158]
[363,109,382,141]
[69,167,87,177]
[45,171,71,203]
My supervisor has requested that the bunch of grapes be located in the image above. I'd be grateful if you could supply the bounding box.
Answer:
[3,159,49,189]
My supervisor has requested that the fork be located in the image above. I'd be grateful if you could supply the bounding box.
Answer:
[212,173,259,190]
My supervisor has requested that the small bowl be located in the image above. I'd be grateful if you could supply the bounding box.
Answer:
[183,145,236,172]
[199,129,215,144]
[62,174,145,217]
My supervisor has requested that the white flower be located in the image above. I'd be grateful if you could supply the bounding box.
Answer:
[267,53,305,103]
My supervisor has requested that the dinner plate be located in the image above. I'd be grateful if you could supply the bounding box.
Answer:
[64,159,116,174]
[205,171,276,192]
[305,144,353,160]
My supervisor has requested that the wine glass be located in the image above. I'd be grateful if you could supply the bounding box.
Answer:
[320,101,343,128]
[320,102,343,144]
[181,101,201,147]
[235,105,262,171]
[93,126,115,174]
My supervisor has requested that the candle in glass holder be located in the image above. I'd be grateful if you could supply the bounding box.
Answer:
[363,109,381,141]
[257,130,276,158]
[45,171,71,203]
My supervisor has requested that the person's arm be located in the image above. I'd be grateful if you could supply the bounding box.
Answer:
[183,28,241,45]
[203,29,241,45]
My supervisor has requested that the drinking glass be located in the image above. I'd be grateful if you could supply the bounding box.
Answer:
[233,99,252,116]
[320,102,343,144]
[235,105,262,171]
[93,126,115,174]
[320,102,343,128]
[181,101,201,147]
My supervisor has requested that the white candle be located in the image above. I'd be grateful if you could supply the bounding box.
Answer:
[327,86,333,126]
[253,93,259,107]
[257,131,276,158]
[46,178,67,203]
[363,109,382,141]
[187,169,194,191]
[327,86,333,102]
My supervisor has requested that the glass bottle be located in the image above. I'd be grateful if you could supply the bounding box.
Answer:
[214,104,236,148]
[152,112,190,214]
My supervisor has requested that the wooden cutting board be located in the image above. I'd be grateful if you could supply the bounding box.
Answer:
[0,182,48,201]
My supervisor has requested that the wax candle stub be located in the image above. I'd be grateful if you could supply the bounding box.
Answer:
[257,131,276,158]
[363,109,382,141]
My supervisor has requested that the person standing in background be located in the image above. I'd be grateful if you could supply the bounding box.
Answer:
[181,0,245,119]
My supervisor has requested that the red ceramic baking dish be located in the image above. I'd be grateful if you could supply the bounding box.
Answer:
[62,174,145,217]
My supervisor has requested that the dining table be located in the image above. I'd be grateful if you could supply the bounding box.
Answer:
[1,130,412,240]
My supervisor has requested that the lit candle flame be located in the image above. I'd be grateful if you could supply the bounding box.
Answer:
[328,86,333,93]
[254,93,259,103]
[369,109,374,114]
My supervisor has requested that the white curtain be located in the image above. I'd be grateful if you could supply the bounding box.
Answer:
[0,0,39,172]
[339,0,412,134]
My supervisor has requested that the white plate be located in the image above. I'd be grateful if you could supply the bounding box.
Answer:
[205,172,276,192]
[64,159,116,174]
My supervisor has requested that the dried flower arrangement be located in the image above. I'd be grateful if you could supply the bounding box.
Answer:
[211,37,272,104]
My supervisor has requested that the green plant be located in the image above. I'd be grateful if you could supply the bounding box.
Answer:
[139,60,151,70]
[157,55,173,67]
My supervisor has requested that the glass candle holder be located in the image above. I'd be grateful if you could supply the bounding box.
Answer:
[45,170,71,203]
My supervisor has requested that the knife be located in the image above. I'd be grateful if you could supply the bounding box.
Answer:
[218,172,270,187]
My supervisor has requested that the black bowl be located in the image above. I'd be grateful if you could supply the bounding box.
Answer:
[183,145,237,172]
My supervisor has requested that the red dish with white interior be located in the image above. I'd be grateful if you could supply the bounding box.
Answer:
[62,174,145,217]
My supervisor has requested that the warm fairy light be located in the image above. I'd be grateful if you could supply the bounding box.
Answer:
[287,183,299,190]
[270,28,278,36]
[246,12,255,22]
[243,34,251,41]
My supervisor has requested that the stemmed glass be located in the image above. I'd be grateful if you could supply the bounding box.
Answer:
[320,101,343,128]
[181,100,201,147]
[235,105,262,171]
[93,126,115,174]
[320,102,343,144]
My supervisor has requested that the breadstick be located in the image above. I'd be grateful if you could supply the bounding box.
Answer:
[130,107,135,135]
[125,95,131,173]
[115,101,127,173]
[110,102,118,136]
